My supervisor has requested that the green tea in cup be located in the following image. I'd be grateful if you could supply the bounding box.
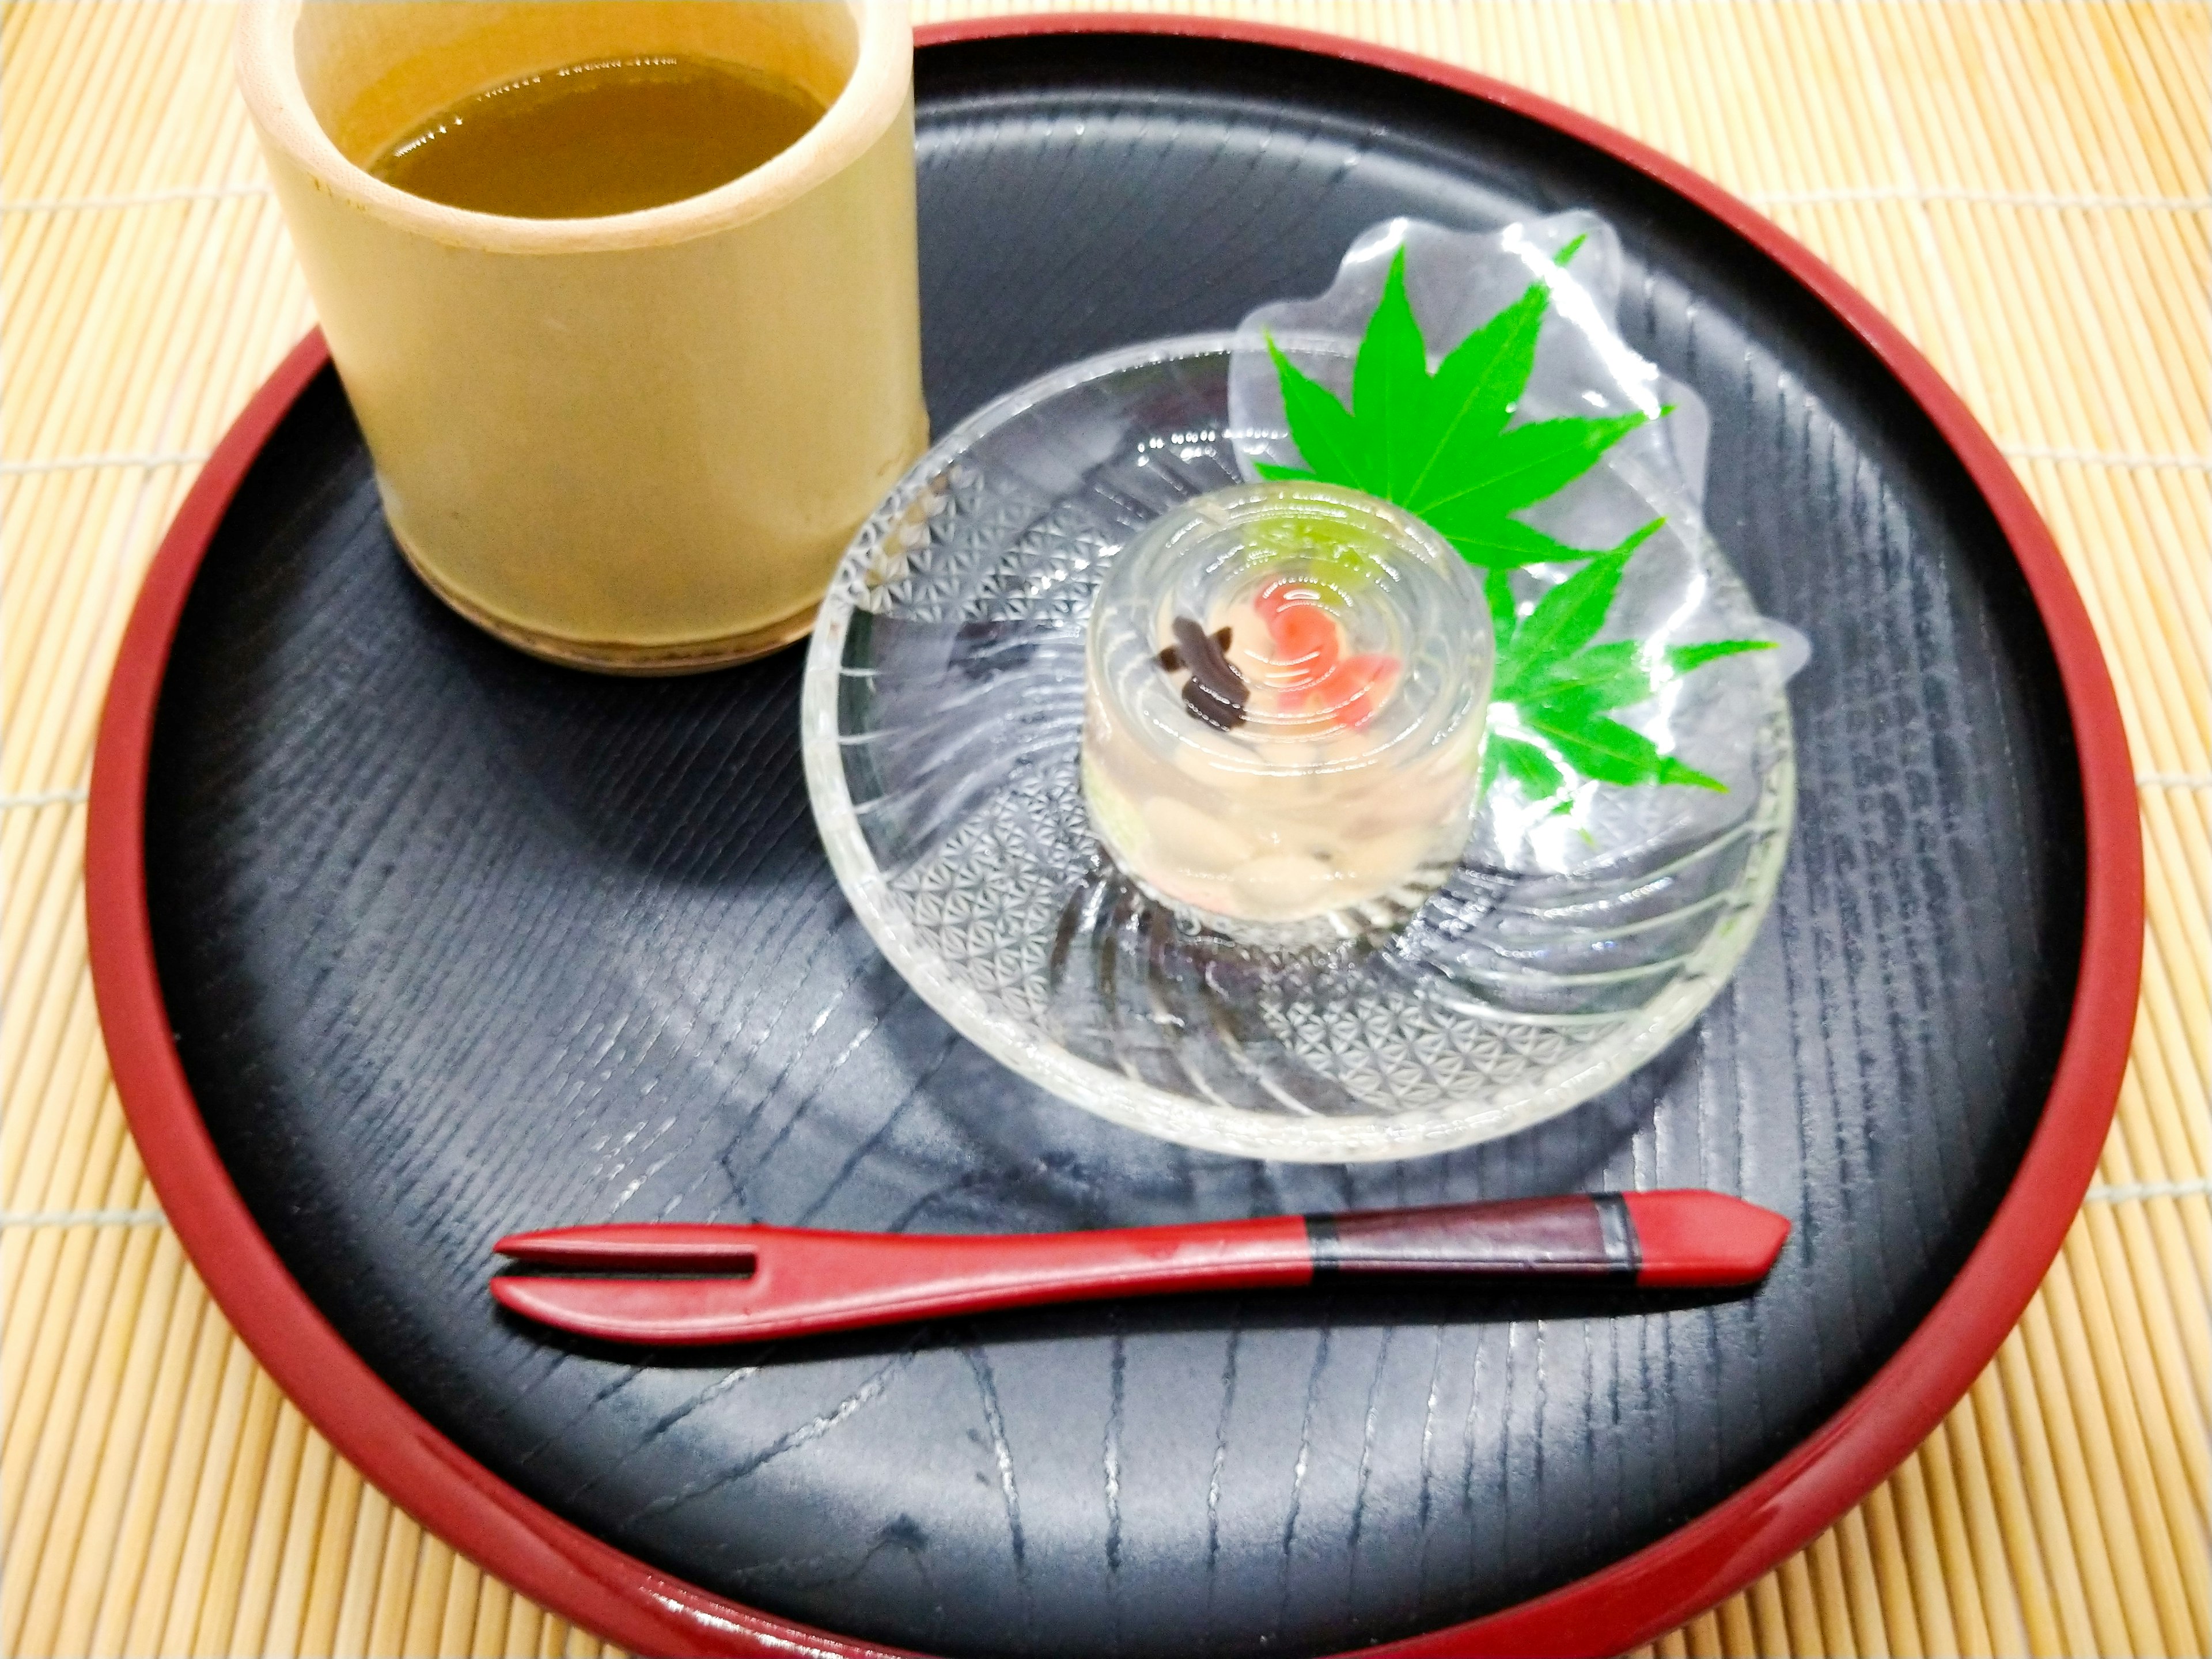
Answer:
[370,52,827,219]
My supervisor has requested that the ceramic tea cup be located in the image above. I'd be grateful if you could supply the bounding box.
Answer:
[237,1,927,672]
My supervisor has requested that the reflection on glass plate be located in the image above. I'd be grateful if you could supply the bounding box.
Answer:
[801,338,1794,1161]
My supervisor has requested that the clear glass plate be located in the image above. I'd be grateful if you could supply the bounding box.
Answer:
[802,336,1795,1161]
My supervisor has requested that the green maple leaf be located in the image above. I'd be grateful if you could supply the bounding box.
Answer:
[1260,236,1653,570]
[1479,525,1774,801]
[1488,735,1565,804]
[1264,236,1774,802]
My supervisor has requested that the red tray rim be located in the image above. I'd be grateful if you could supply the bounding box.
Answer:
[84,14,2142,1657]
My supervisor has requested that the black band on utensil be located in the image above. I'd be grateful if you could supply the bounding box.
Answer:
[1593,1193,1639,1278]
[1304,1213,1342,1276]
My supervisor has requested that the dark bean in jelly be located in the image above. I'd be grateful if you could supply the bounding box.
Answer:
[1168,615,1247,730]
[1157,625,1232,673]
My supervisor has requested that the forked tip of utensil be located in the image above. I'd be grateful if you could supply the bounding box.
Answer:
[489,1273,576,1330]
[493,1222,757,1268]
[488,1273,700,1344]
[1622,1191,1791,1288]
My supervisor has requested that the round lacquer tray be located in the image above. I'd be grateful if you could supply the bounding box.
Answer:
[88,18,2139,1659]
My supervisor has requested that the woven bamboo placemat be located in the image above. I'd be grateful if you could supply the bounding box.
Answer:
[3,3,2204,1654]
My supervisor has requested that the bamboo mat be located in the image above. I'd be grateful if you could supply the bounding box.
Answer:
[2,2,2205,1654]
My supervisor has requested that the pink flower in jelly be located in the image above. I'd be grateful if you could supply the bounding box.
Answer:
[1253,579,1398,729]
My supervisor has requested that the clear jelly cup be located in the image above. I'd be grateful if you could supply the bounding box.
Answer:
[1080,482,1493,946]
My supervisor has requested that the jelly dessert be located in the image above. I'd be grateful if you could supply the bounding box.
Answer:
[1081,481,1492,942]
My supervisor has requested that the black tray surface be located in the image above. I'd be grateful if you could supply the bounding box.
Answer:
[145,32,2083,1659]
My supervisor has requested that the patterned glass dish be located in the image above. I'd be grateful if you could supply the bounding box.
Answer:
[801,336,1796,1161]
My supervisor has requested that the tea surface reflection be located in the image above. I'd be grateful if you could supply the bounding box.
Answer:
[370,53,824,218]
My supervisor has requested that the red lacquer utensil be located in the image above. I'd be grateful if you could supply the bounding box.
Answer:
[490,1191,1789,1346]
